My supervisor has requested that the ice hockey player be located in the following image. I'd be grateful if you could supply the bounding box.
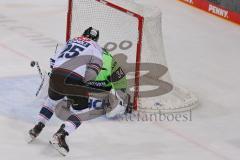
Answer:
[28,27,131,156]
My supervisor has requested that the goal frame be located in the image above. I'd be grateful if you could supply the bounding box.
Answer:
[66,0,144,110]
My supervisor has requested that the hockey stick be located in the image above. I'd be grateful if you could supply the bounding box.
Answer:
[30,61,46,96]
[30,61,43,78]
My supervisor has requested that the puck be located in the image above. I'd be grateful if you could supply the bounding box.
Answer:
[30,61,36,67]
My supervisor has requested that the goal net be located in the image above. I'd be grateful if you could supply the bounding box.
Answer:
[66,0,198,113]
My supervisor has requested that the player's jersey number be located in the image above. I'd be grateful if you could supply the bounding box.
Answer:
[58,43,89,59]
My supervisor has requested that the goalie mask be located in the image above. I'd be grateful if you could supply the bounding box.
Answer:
[82,27,99,42]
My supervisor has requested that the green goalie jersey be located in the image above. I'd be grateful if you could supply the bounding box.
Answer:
[87,49,128,91]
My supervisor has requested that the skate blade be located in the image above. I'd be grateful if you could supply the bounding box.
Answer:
[27,134,36,144]
[49,141,68,156]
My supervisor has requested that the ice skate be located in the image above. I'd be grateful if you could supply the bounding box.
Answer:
[49,124,69,156]
[28,122,45,143]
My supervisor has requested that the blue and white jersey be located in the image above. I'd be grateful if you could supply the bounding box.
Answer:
[51,36,103,78]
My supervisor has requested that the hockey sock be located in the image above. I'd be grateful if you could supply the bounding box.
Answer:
[63,115,81,134]
[37,97,60,124]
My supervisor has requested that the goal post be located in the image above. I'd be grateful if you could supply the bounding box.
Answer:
[66,0,198,113]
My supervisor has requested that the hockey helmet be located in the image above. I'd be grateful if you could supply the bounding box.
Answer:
[82,27,99,42]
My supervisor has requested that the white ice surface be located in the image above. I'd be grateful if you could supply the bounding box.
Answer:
[0,0,240,159]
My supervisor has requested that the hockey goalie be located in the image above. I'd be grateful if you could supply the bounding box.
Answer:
[28,27,132,156]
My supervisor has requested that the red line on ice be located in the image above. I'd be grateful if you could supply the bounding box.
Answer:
[159,124,231,160]
[0,42,33,61]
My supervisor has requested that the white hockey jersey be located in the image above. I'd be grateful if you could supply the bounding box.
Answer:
[51,36,103,78]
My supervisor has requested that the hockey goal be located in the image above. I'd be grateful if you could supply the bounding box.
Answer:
[66,0,198,113]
